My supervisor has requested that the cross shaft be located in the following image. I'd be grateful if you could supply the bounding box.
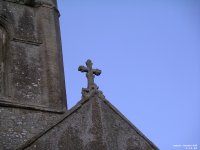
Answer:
[78,59,101,89]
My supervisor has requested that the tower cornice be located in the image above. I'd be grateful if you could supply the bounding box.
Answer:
[1,0,60,17]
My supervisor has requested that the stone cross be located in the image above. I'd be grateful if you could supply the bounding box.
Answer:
[78,59,101,90]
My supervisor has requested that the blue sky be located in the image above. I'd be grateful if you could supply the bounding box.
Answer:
[57,0,200,149]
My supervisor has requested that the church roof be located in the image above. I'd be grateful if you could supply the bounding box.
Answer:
[17,90,159,150]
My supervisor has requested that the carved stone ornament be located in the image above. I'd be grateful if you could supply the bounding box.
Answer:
[78,59,103,99]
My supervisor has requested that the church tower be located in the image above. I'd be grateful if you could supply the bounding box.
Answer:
[0,0,66,112]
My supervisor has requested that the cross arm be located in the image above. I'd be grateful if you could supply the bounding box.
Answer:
[93,69,101,76]
[78,66,88,72]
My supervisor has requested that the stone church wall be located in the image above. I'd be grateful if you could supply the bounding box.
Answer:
[0,0,66,112]
[0,107,62,150]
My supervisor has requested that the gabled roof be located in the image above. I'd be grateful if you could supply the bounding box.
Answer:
[17,90,159,150]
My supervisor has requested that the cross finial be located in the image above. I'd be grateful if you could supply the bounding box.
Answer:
[78,59,101,90]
